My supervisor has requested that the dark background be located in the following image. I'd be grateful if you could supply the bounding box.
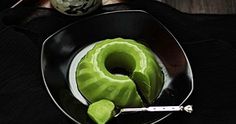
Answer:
[2,0,236,14]
[0,0,236,124]
[159,0,236,14]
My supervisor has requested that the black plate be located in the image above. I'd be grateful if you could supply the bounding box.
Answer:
[41,10,193,124]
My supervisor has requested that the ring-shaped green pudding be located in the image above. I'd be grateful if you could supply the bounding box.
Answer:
[76,38,164,107]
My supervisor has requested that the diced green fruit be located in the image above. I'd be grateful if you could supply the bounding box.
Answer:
[87,99,115,124]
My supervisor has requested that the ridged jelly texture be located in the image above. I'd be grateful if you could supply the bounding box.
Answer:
[76,38,164,107]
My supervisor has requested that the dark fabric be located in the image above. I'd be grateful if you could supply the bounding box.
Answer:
[0,0,236,124]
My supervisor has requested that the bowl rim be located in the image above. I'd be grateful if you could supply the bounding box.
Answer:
[41,9,194,124]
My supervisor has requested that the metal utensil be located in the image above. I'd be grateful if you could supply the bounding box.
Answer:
[114,105,193,117]
[11,0,24,8]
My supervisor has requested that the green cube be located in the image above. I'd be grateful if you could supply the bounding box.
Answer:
[87,99,115,124]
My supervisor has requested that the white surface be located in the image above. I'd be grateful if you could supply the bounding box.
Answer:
[68,43,96,105]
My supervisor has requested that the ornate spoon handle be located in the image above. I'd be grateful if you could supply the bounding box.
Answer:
[115,105,193,117]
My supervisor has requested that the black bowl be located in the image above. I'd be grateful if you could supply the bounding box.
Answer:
[41,10,193,124]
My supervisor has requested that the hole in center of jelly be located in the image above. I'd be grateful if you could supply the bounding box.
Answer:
[107,66,130,76]
[105,52,135,76]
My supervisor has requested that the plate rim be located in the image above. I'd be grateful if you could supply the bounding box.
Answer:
[41,9,194,124]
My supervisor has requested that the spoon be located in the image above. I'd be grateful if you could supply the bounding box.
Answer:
[114,105,193,117]
[11,0,24,8]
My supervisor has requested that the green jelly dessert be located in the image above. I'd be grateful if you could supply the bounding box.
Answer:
[76,38,164,107]
[87,99,115,124]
